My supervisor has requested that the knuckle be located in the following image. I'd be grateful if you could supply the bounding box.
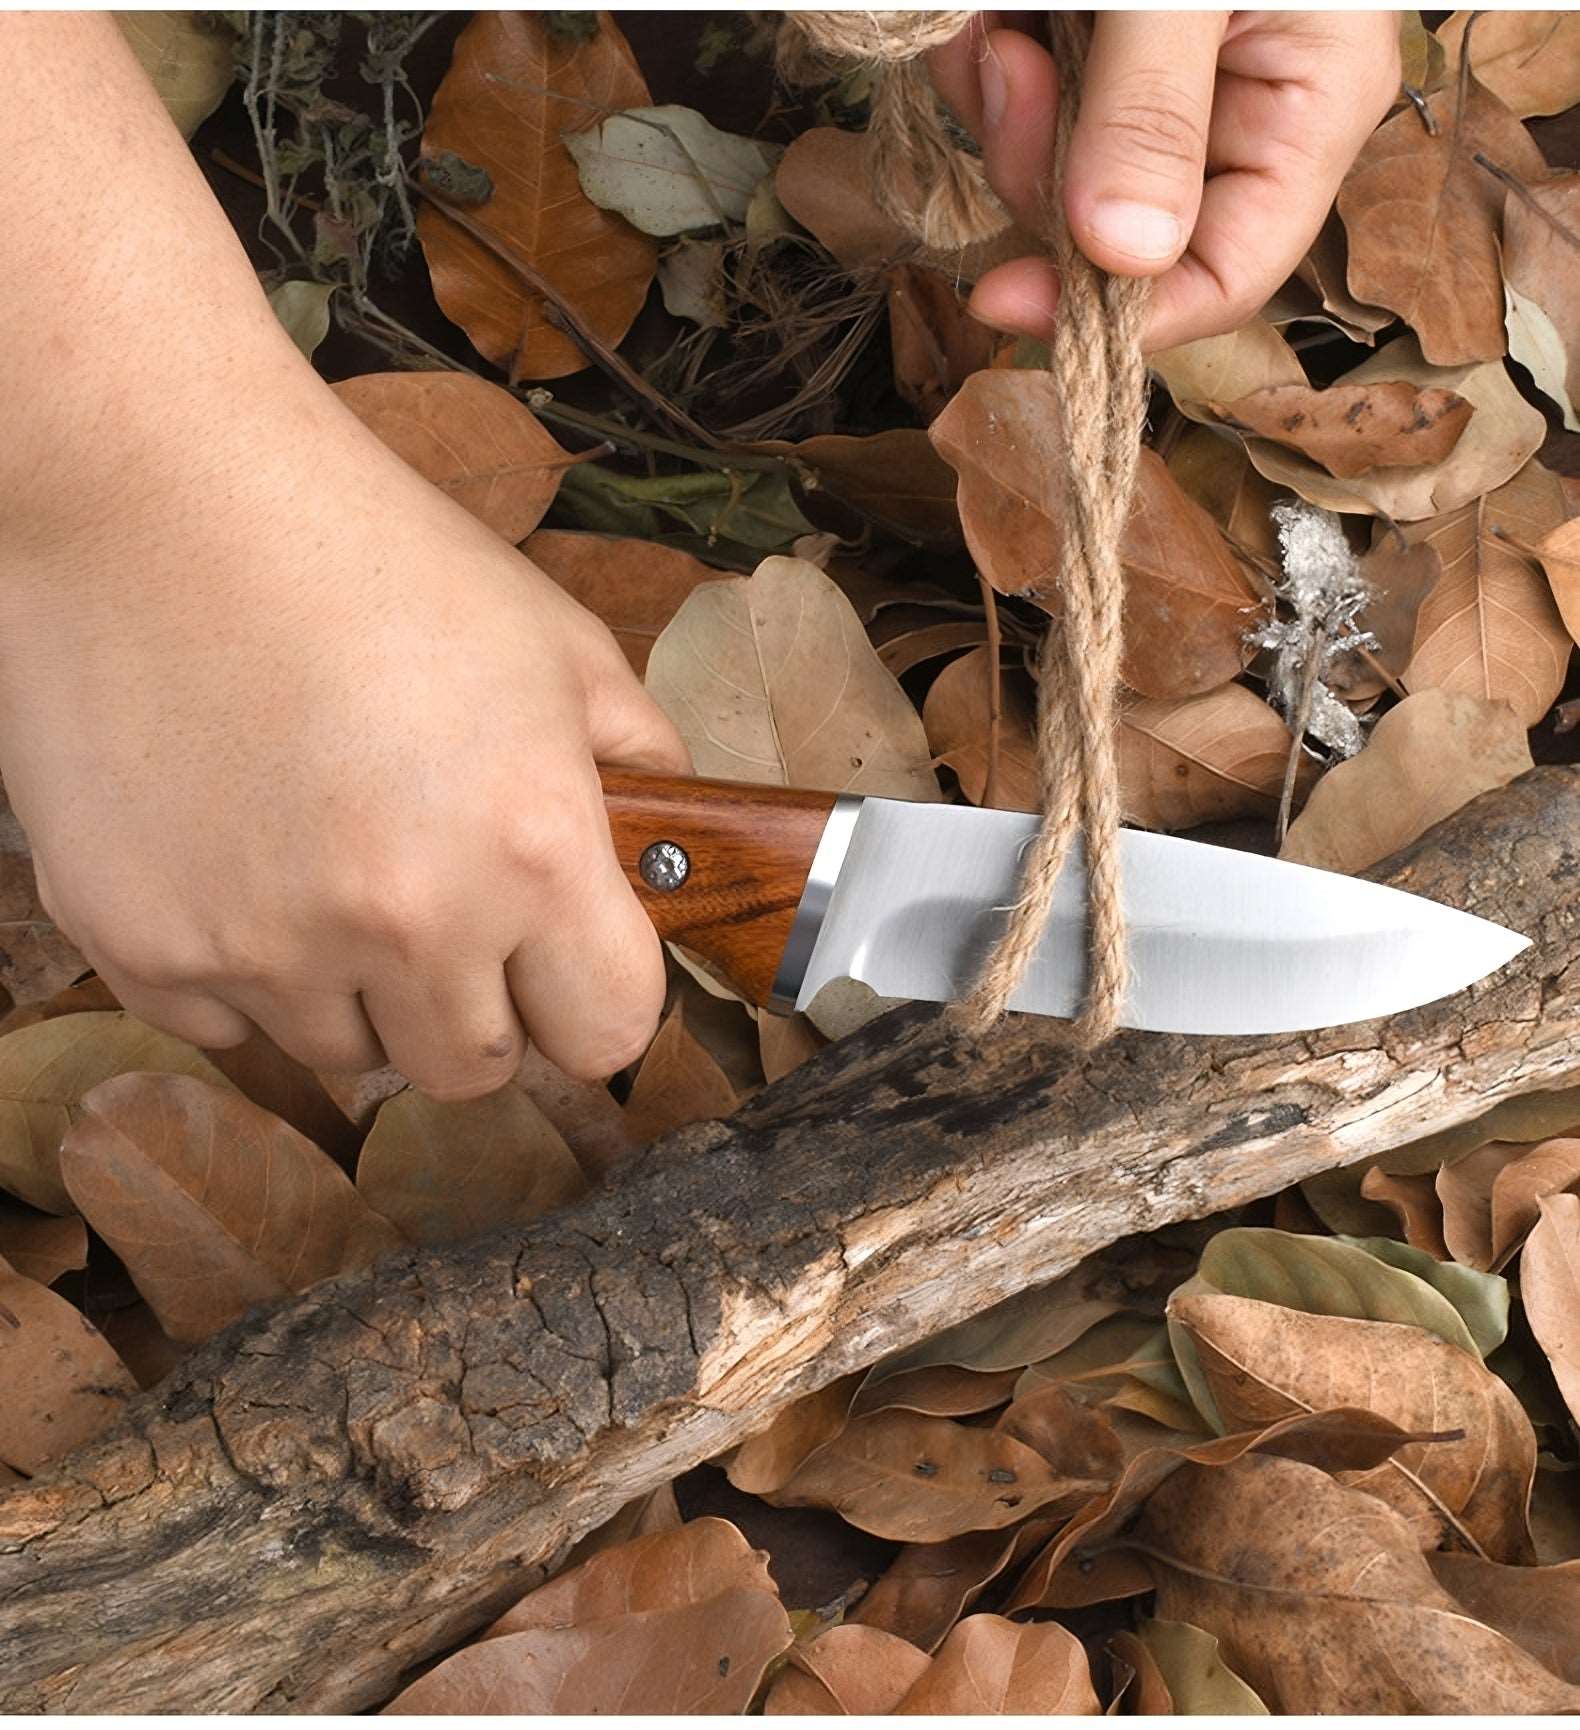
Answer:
[407,1027,524,1101]
[1096,92,1207,176]
[559,1015,659,1082]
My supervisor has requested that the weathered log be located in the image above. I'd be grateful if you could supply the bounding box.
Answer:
[2,769,1578,1712]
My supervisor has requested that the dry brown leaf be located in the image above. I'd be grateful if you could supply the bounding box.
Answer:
[1438,1137,1580,1269]
[1293,212,1395,344]
[1006,1406,1417,1613]
[389,1520,792,1714]
[645,555,940,800]
[773,127,1026,279]
[515,1043,639,1181]
[356,1085,586,1245]
[1326,537,1441,701]
[0,1012,234,1214]
[0,1252,137,1474]
[933,372,1264,697]
[1437,11,1580,118]
[1163,426,1284,566]
[622,1001,739,1144]
[876,1281,1119,1381]
[524,530,720,677]
[1428,1552,1580,1681]
[1117,684,1303,832]
[766,1406,1106,1542]
[1522,1192,1580,1428]
[1132,1452,1580,1711]
[1503,174,1580,430]
[1243,335,1547,520]
[204,1030,360,1165]
[1149,319,1306,420]
[873,610,994,678]
[0,1202,85,1288]
[922,649,1039,812]
[1107,1627,1176,1714]
[1539,515,1580,647]
[1169,1292,1536,1560]
[60,1074,403,1344]
[0,801,86,1008]
[892,1615,1100,1714]
[850,1519,1059,1653]
[562,1481,683,1571]
[726,1373,865,1496]
[852,1363,1021,1420]
[886,264,999,425]
[1280,688,1533,874]
[1215,382,1473,480]
[95,1300,187,1391]
[417,12,656,380]
[1359,1167,1450,1259]
[1337,67,1546,364]
[334,373,572,540]
[1402,460,1572,724]
[756,1011,823,1084]
[765,1622,932,1714]
[778,429,963,548]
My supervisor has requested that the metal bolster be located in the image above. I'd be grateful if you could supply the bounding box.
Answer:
[767,795,865,1011]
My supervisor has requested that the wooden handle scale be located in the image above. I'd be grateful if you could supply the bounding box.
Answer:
[599,770,861,1008]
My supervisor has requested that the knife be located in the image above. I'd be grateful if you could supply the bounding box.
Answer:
[601,770,1530,1035]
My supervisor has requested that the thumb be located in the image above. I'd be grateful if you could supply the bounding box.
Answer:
[586,648,693,778]
[1063,11,1225,276]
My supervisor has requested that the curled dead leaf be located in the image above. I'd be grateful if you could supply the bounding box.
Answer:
[1280,688,1533,875]
[1131,1452,1580,1711]
[1117,684,1304,833]
[0,1253,137,1474]
[356,1085,586,1245]
[388,1518,793,1714]
[1437,10,1580,118]
[765,1405,1106,1543]
[1521,1193,1580,1429]
[1337,67,1546,365]
[645,556,940,800]
[622,1000,740,1143]
[891,1614,1100,1714]
[931,373,1264,698]
[0,1012,234,1214]
[1402,460,1572,725]
[417,12,656,380]
[764,1622,931,1714]
[1168,1293,1537,1561]
[334,373,572,541]
[1438,1136,1580,1270]
[1214,382,1473,480]
[60,1074,403,1344]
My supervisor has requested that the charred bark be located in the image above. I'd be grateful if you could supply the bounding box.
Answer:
[2,769,1577,1711]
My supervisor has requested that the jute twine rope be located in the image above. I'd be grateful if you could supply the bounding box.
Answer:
[778,11,1151,1044]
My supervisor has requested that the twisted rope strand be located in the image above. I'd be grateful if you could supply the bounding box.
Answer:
[777,10,1151,1043]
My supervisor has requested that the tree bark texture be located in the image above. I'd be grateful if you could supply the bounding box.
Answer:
[2,769,1578,1711]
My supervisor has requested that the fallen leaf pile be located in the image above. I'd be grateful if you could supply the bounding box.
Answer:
[6,7,1577,1711]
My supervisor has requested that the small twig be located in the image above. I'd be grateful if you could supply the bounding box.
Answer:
[210,148,326,212]
[1356,643,1409,701]
[1401,85,1438,134]
[977,570,1003,809]
[1474,153,1580,250]
[413,182,724,449]
[1277,627,1327,848]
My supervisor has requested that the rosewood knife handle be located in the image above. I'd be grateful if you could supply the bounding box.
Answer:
[599,770,844,1007]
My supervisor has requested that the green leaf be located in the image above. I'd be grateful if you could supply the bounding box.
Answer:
[556,461,812,562]
[1339,1234,1509,1358]
[564,104,780,236]
[1168,1228,1480,1431]
[267,280,335,359]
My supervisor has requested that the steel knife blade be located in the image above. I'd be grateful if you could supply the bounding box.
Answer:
[602,773,1529,1035]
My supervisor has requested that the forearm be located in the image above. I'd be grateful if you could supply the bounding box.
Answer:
[0,13,330,584]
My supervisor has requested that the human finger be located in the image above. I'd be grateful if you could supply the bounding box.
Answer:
[1063,10,1227,275]
[221,984,387,1075]
[361,962,525,1102]
[93,973,256,1051]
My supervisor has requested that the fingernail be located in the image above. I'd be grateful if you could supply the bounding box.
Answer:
[1086,199,1181,262]
[980,53,1007,129]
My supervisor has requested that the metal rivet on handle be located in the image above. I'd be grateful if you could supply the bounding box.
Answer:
[639,840,690,892]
